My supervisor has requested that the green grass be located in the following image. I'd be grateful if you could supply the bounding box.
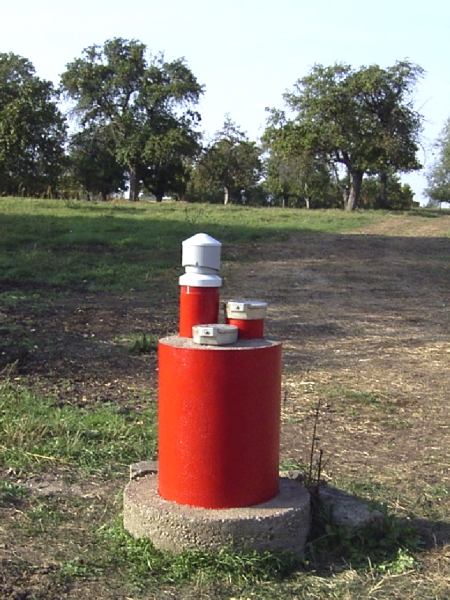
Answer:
[96,519,297,589]
[1,197,446,293]
[0,197,391,292]
[127,332,160,354]
[0,376,157,475]
[306,500,421,573]
[0,478,30,507]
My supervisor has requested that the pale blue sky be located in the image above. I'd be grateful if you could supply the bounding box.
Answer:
[2,0,449,204]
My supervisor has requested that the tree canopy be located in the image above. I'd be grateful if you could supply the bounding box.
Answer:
[0,44,428,208]
[425,117,450,206]
[262,109,338,208]
[68,123,126,200]
[0,52,66,196]
[187,117,263,204]
[270,60,424,209]
[60,38,203,201]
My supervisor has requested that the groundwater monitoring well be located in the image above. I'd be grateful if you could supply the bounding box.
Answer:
[123,233,311,557]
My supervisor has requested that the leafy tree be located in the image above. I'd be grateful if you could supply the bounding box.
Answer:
[282,61,424,210]
[425,118,450,206]
[138,119,201,201]
[0,52,66,196]
[262,109,339,208]
[61,38,203,201]
[69,124,126,200]
[350,62,423,208]
[360,174,415,209]
[188,117,263,204]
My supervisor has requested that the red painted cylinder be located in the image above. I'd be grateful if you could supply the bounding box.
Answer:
[158,337,282,508]
[226,317,265,339]
[179,286,220,338]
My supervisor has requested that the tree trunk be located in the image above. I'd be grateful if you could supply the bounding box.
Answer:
[223,185,230,205]
[379,172,388,209]
[345,170,363,210]
[128,167,140,201]
[281,185,289,208]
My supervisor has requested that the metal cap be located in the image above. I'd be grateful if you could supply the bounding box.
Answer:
[192,324,238,345]
[226,300,268,320]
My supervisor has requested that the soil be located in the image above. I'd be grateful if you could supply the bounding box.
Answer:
[1,214,449,598]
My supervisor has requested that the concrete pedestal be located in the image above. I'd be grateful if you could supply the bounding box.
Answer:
[123,473,311,559]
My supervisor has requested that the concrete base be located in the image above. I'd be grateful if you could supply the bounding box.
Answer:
[123,474,311,559]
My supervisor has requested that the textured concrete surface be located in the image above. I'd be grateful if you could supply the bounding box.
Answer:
[123,474,311,558]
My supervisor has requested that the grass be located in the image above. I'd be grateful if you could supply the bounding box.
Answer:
[306,500,421,572]
[0,375,157,476]
[0,197,391,293]
[1,490,431,599]
[0,478,30,507]
[95,520,297,589]
[127,333,160,355]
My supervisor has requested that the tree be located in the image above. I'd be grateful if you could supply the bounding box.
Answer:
[138,118,201,201]
[360,175,415,209]
[0,52,66,196]
[282,61,424,210]
[262,109,339,208]
[60,38,203,201]
[68,124,126,200]
[350,62,423,209]
[188,117,263,204]
[425,118,450,206]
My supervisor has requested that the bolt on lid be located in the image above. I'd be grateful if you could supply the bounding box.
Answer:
[192,324,238,346]
[226,300,268,320]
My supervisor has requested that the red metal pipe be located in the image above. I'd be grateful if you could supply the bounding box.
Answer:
[158,337,282,508]
[179,285,220,338]
[226,317,265,339]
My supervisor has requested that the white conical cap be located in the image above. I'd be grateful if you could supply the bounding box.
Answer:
[182,233,221,271]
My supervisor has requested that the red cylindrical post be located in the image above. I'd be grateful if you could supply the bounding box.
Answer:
[226,317,264,339]
[158,337,282,509]
[179,285,220,338]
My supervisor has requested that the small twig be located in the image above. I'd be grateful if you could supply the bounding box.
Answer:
[316,448,323,485]
[308,398,322,485]
[24,451,74,465]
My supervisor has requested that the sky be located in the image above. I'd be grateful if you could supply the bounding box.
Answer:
[2,0,449,205]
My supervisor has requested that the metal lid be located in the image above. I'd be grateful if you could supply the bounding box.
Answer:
[192,324,238,346]
[226,300,268,320]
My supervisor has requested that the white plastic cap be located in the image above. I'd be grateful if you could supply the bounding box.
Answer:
[182,233,221,271]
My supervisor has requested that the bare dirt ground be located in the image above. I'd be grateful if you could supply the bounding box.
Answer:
[1,214,449,598]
